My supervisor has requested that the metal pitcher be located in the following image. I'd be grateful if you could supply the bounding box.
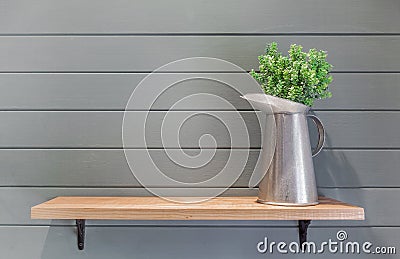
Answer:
[242,94,325,206]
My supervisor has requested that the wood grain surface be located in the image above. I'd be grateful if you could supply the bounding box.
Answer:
[31,196,364,221]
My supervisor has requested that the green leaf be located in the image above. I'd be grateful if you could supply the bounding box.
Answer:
[250,42,333,106]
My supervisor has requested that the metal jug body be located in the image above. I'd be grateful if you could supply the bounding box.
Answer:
[257,112,319,206]
[241,94,325,206]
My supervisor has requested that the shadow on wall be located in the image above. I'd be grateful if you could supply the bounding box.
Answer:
[308,113,361,188]
[309,118,367,228]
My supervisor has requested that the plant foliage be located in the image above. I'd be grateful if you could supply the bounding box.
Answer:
[250,42,333,106]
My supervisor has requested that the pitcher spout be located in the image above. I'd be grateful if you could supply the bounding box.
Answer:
[241,93,310,114]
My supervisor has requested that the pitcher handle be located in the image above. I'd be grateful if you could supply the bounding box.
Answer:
[307,115,325,157]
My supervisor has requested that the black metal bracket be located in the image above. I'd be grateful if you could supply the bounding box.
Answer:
[76,219,86,250]
[74,219,309,250]
[298,220,311,246]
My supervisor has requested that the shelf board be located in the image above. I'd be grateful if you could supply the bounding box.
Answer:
[31,196,364,221]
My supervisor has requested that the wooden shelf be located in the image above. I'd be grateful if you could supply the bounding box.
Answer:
[31,196,364,221]
[31,196,364,250]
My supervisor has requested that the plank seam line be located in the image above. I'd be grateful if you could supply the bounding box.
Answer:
[0,147,398,150]
[0,186,397,189]
[0,71,400,74]
[0,33,400,37]
[0,109,398,112]
[0,225,396,228]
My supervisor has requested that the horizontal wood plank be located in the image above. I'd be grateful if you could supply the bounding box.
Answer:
[0,111,262,148]
[0,187,396,227]
[0,149,258,187]
[0,73,398,111]
[1,0,399,33]
[309,112,400,148]
[0,73,254,111]
[1,37,400,72]
[315,150,400,187]
[313,73,400,110]
[31,196,364,220]
[0,149,399,188]
[0,111,398,148]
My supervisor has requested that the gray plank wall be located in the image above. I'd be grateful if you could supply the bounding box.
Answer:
[1,0,400,258]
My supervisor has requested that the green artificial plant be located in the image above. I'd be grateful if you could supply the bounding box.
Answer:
[250,42,333,106]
